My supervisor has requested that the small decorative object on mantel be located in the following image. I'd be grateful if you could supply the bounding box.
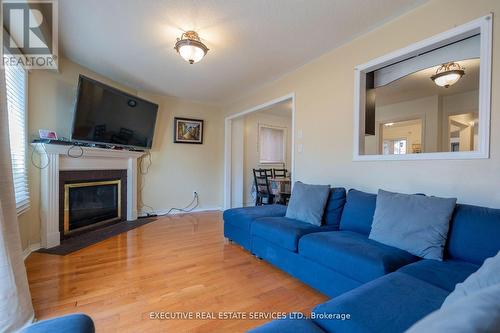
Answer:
[39,129,58,140]
[174,117,204,144]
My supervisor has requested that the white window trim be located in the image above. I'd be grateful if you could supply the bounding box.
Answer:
[353,14,492,161]
[258,123,287,164]
[4,42,30,215]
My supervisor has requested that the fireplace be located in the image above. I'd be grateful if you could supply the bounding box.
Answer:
[64,179,121,235]
[59,170,127,240]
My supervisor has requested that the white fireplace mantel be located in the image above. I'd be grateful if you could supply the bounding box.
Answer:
[32,143,145,248]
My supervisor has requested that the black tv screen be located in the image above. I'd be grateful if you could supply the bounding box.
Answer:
[71,75,158,149]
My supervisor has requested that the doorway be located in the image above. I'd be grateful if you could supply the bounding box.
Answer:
[224,94,295,209]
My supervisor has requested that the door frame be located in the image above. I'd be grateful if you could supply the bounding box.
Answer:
[223,93,296,210]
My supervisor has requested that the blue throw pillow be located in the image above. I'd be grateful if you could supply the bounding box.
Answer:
[323,187,347,229]
[369,189,457,261]
[339,189,377,235]
[285,182,330,226]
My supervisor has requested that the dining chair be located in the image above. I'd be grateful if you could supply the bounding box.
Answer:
[261,168,273,178]
[253,168,274,206]
[273,168,287,178]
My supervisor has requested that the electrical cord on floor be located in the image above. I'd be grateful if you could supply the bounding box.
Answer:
[140,192,200,218]
[163,192,199,215]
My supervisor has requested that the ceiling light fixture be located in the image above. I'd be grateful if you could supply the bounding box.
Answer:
[431,62,465,88]
[174,31,209,64]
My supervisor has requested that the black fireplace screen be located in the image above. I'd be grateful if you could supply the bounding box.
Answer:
[64,180,121,233]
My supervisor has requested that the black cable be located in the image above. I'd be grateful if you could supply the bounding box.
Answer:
[163,192,199,215]
[139,150,152,175]
[30,144,49,169]
[147,192,199,217]
[67,145,84,158]
[138,150,155,214]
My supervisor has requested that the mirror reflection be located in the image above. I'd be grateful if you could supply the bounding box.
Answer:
[363,58,479,155]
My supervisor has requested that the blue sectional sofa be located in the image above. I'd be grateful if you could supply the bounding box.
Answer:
[223,188,500,333]
[22,314,95,333]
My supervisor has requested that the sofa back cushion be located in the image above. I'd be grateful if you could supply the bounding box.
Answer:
[447,204,500,264]
[369,189,456,261]
[285,182,331,226]
[323,187,347,229]
[339,189,377,235]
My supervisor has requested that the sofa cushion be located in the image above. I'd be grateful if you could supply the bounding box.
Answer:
[286,182,331,226]
[223,222,253,251]
[339,189,377,235]
[398,259,479,292]
[369,189,457,261]
[22,314,95,333]
[406,284,500,333]
[299,231,418,283]
[251,217,337,252]
[312,272,448,333]
[223,205,287,231]
[323,187,347,228]
[248,317,326,333]
[447,204,500,264]
[443,250,500,306]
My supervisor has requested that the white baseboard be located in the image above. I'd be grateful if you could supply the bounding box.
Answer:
[23,242,41,260]
[138,207,222,218]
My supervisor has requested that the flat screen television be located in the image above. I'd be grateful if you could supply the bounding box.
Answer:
[71,75,158,149]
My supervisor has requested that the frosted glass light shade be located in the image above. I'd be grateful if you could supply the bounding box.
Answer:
[174,31,209,64]
[431,62,465,88]
[432,72,462,87]
[178,44,206,64]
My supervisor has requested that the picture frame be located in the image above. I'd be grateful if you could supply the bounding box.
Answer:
[174,117,204,144]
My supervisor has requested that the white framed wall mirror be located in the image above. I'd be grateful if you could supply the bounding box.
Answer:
[353,15,492,161]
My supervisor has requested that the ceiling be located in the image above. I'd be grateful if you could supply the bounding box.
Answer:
[256,99,293,118]
[376,58,480,106]
[383,118,422,128]
[59,0,427,104]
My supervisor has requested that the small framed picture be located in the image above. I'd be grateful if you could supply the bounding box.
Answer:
[174,117,204,144]
[39,129,58,140]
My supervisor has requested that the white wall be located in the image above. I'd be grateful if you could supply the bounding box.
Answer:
[224,0,500,208]
[136,93,224,215]
[231,118,245,207]
[441,90,479,151]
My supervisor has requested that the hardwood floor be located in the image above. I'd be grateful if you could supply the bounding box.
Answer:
[26,212,328,332]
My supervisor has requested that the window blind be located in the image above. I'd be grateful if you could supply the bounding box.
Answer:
[5,61,29,214]
[259,126,286,164]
